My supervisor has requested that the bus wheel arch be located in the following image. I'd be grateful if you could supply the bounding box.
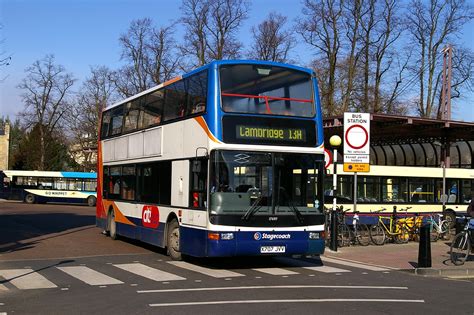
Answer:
[24,193,35,204]
[107,207,118,240]
[166,214,182,261]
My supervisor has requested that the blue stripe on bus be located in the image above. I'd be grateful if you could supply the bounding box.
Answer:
[60,172,97,179]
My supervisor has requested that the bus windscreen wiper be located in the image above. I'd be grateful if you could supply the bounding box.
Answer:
[279,187,304,224]
[241,196,263,221]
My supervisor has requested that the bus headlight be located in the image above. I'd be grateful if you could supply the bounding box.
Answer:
[309,232,321,239]
[220,233,234,240]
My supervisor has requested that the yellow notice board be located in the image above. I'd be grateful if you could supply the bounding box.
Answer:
[343,163,370,172]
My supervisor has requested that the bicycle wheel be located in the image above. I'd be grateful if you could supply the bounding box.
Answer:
[440,221,451,241]
[337,224,352,247]
[355,224,370,246]
[450,232,471,265]
[370,223,386,245]
[429,223,439,242]
[394,224,410,244]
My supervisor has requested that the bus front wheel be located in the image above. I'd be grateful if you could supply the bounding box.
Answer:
[25,194,35,204]
[167,219,182,261]
[108,210,118,240]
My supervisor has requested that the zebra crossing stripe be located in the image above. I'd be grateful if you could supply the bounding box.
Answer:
[114,263,186,282]
[304,266,351,273]
[57,266,123,286]
[321,257,389,272]
[0,269,57,289]
[252,268,299,276]
[168,261,244,278]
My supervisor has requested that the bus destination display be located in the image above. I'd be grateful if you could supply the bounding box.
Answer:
[236,125,306,142]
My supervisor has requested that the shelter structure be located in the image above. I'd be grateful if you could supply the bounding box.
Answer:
[323,114,474,169]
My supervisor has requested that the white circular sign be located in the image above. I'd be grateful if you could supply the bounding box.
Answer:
[345,124,369,150]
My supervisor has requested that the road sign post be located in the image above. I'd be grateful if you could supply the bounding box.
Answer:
[343,113,371,173]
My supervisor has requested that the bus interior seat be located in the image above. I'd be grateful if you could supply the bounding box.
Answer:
[448,194,457,203]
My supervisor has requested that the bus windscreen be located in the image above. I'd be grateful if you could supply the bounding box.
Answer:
[219,64,314,117]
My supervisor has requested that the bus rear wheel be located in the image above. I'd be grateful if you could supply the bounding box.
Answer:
[87,196,96,207]
[25,193,35,204]
[167,219,182,261]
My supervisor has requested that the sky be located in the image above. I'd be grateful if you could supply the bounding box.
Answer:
[1,0,473,122]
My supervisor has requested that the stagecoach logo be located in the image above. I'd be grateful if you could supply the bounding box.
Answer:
[254,232,262,240]
[253,232,291,241]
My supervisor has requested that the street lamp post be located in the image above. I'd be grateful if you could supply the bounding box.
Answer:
[329,135,342,251]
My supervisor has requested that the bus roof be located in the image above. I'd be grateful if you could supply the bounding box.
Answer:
[103,60,314,112]
[1,170,97,179]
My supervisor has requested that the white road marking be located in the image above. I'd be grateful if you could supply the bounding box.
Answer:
[168,261,244,278]
[321,256,389,272]
[0,269,57,289]
[138,285,408,294]
[57,266,123,286]
[304,266,351,273]
[150,299,424,307]
[114,263,185,282]
[252,268,298,276]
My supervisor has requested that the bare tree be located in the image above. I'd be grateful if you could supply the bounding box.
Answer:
[0,24,12,81]
[247,12,295,62]
[340,0,363,112]
[114,18,181,98]
[297,0,343,115]
[68,66,117,171]
[18,55,75,170]
[181,0,250,67]
[406,0,473,117]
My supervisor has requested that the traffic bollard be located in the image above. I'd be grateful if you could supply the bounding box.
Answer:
[330,210,338,252]
[418,224,431,268]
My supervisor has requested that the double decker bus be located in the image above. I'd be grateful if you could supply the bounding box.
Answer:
[0,170,97,206]
[326,165,474,223]
[96,60,326,260]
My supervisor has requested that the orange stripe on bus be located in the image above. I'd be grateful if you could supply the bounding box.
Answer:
[162,76,182,87]
[194,117,221,143]
[102,200,136,226]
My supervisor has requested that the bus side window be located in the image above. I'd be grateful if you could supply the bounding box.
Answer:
[190,158,208,209]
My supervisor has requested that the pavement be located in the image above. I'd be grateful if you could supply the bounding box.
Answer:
[323,239,474,277]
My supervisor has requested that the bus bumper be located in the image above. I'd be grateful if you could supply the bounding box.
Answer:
[180,227,325,257]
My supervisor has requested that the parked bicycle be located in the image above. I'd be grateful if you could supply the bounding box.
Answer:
[426,213,451,241]
[370,207,409,245]
[351,210,370,246]
[450,216,473,265]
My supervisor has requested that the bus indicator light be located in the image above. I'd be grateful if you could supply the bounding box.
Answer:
[142,205,159,229]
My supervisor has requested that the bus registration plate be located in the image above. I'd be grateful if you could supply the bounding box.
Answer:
[260,246,286,254]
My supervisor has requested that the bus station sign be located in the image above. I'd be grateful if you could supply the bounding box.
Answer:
[343,112,370,172]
